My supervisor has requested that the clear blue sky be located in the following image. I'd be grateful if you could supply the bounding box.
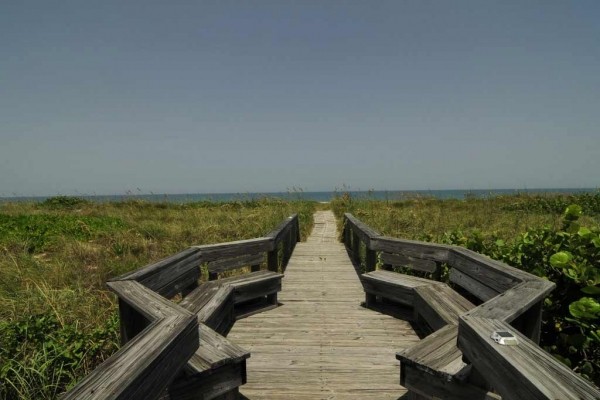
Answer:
[1,1,599,196]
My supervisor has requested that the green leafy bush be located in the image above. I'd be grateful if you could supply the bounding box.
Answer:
[502,192,600,215]
[40,196,91,209]
[0,214,125,253]
[440,205,600,384]
[0,313,119,399]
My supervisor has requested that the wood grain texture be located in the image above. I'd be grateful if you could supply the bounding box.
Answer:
[414,284,475,331]
[344,213,381,247]
[208,253,265,275]
[111,248,202,298]
[193,238,272,263]
[265,214,298,244]
[183,324,249,377]
[449,267,500,302]
[228,211,420,399]
[371,237,452,263]
[342,214,598,399]
[466,280,555,323]
[64,281,199,400]
[360,270,443,307]
[449,248,524,294]
[380,252,438,274]
[458,316,600,400]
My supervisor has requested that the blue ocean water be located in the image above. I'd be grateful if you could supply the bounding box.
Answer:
[1,188,597,203]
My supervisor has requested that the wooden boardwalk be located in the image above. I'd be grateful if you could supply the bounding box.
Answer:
[228,211,419,399]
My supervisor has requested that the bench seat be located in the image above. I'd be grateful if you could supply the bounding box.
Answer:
[218,270,283,312]
[181,270,284,325]
[164,324,250,400]
[361,270,495,399]
[169,270,283,399]
[414,284,475,332]
[397,325,499,400]
[360,270,443,308]
[180,283,235,336]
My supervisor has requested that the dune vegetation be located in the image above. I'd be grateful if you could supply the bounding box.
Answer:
[331,191,600,385]
[0,196,315,399]
[2,191,599,398]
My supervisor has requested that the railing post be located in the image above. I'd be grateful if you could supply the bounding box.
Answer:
[287,225,294,260]
[365,247,376,272]
[344,219,352,249]
[295,216,301,243]
[514,300,543,344]
[352,230,361,264]
[432,262,442,281]
[268,244,279,273]
[118,298,149,345]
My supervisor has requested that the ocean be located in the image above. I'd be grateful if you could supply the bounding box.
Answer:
[1,188,597,203]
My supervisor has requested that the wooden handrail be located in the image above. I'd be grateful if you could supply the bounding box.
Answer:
[63,215,300,399]
[62,281,198,400]
[343,213,600,400]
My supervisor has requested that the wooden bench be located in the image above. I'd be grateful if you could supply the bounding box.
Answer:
[166,270,283,399]
[180,283,235,336]
[397,325,499,400]
[163,324,250,400]
[217,270,283,319]
[359,270,444,308]
[413,284,475,332]
[360,270,496,399]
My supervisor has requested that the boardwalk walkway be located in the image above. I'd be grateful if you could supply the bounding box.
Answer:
[228,211,419,399]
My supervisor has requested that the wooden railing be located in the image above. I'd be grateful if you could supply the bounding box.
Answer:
[343,213,600,400]
[63,214,300,400]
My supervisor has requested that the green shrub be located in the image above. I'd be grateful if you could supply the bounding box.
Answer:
[440,205,599,384]
[0,313,119,400]
[40,196,91,209]
[502,192,600,215]
[0,214,125,253]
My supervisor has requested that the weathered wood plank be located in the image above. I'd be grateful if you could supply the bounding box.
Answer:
[193,238,272,263]
[164,362,246,400]
[184,324,249,376]
[111,248,202,298]
[458,316,600,400]
[207,253,265,275]
[372,236,452,262]
[380,252,438,274]
[229,211,417,399]
[449,248,524,294]
[466,279,555,323]
[449,267,500,302]
[64,280,199,400]
[397,325,468,379]
[402,364,501,400]
[414,284,475,331]
[344,213,381,247]
[360,270,442,307]
[182,284,235,336]
[265,214,298,244]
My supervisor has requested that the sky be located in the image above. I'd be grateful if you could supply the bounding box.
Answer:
[1,1,599,196]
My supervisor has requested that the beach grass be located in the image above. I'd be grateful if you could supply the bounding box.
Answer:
[330,191,600,385]
[0,197,316,399]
